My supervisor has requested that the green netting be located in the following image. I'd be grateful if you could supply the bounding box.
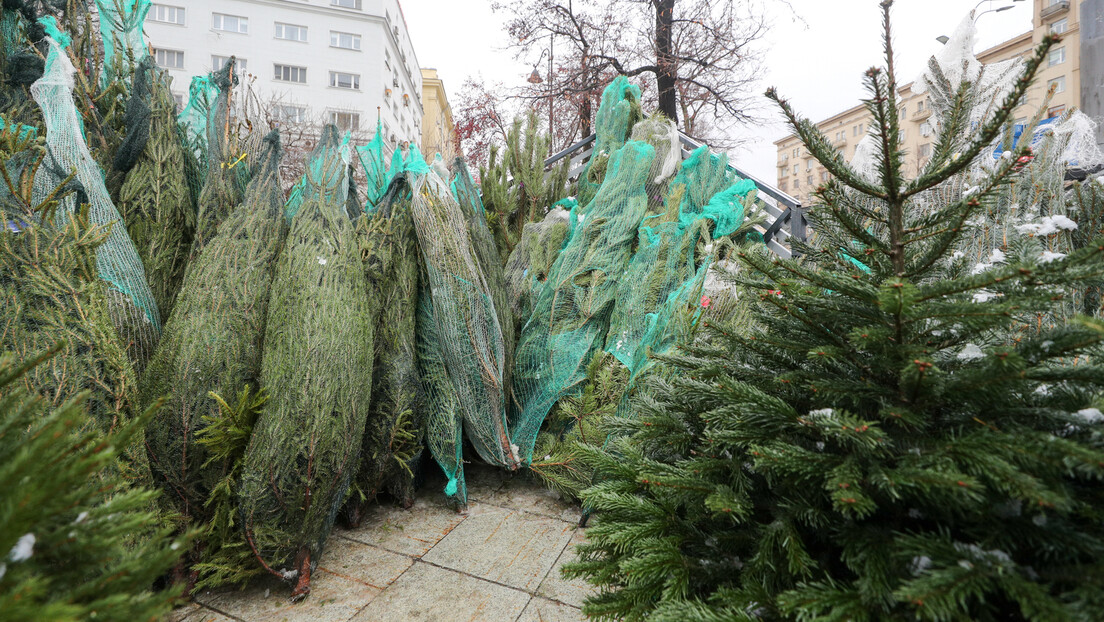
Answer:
[409,151,515,504]
[450,158,517,414]
[95,0,150,88]
[576,77,643,208]
[356,118,389,211]
[116,58,195,322]
[192,60,246,251]
[30,34,161,370]
[140,130,285,522]
[346,177,424,519]
[285,126,351,223]
[511,139,656,463]
[179,75,217,166]
[238,128,372,597]
[503,206,572,322]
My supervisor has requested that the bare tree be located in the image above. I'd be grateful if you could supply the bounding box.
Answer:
[453,76,513,167]
[495,0,768,147]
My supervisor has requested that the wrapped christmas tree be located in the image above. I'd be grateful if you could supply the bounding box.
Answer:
[192,59,245,252]
[140,130,285,523]
[237,129,374,599]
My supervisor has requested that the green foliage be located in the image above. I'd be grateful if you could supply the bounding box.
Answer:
[479,112,570,259]
[0,346,188,622]
[191,385,269,591]
[567,7,1104,621]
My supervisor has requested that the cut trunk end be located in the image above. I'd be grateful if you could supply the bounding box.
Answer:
[289,548,312,602]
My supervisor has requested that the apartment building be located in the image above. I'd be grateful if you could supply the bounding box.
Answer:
[775,0,1087,204]
[420,68,457,160]
[144,0,423,149]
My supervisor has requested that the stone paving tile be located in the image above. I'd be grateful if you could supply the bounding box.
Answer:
[197,567,376,622]
[422,505,576,592]
[176,606,238,622]
[337,495,466,558]
[350,561,531,621]
[537,529,593,608]
[482,474,582,523]
[164,603,203,621]
[463,461,511,502]
[517,597,588,622]
[317,538,413,589]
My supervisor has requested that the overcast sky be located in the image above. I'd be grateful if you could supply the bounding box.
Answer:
[398,0,1036,181]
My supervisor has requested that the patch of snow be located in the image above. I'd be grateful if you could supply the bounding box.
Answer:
[972,290,999,303]
[970,262,992,275]
[1039,250,1066,264]
[1074,408,1104,424]
[909,556,932,575]
[951,251,965,260]
[808,408,834,418]
[74,512,88,524]
[957,343,984,361]
[987,249,1006,263]
[9,533,34,562]
[1016,215,1079,236]
[316,256,327,266]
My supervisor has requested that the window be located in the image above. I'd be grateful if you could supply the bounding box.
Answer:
[898,129,906,143]
[820,171,830,183]
[853,125,859,136]
[329,71,360,90]
[331,0,362,8]
[212,13,248,34]
[918,143,931,158]
[384,49,392,70]
[172,92,184,112]
[920,122,932,137]
[275,104,307,124]
[806,160,813,171]
[780,181,787,191]
[154,49,184,69]
[1050,18,1068,34]
[1048,105,1067,119]
[150,4,185,24]
[275,23,308,42]
[793,164,799,175]
[1048,75,1066,94]
[274,64,307,83]
[328,111,361,131]
[1049,47,1066,66]
[211,56,246,73]
[807,175,814,186]
[1048,0,1064,5]
[331,31,361,50]
[793,179,800,189]
[792,148,798,158]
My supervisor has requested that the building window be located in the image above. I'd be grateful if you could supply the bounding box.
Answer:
[1048,75,1066,94]
[898,129,906,143]
[150,4,184,24]
[920,122,932,137]
[1050,18,1068,34]
[792,148,798,158]
[806,160,813,171]
[328,111,360,131]
[793,179,800,189]
[154,49,184,69]
[275,104,308,124]
[331,31,361,50]
[331,0,362,8]
[329,71,360,90]
[275,23,308,42]
[780,181,787,191]
[172,92,184,112]
[820,171,829,183]
[274,64,307,83]
[807,175,814,186]
[918,143,931,158]
[793,164,799,175]
[1048,105,1066,119]
[211,55,246,74]
[212,13,248,34]
[1049,47,1065,66]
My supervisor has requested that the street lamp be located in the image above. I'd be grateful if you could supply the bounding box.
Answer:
[527,36,554,154]
[936,0,1026,44]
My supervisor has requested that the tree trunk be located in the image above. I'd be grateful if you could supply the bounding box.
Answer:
[655,0,678,124]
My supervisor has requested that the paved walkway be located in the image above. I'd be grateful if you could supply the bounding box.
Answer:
[168,463,593,622]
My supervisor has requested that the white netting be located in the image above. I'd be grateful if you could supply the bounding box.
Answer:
[31,36,161,368]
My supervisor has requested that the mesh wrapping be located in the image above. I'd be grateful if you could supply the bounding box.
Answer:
[116,59,195,323]
[576,77,642,208]
[409,153,515,503]
[238,129,373,583]
[511,140,656,463]
[192,61,245,252]
[285,126,351,223]
[503,205,572,322]
[140,131,285,521]
[356,118,389,212]
[31,35,161,370]
[95,0,150,88]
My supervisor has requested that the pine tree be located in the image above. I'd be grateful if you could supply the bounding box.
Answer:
[0,345,188,622]
[566,4,1104,620]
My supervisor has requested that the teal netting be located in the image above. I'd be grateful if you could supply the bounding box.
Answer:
[31,34,161,369]
[95,0,150,88]
[356,118,389,211]
[179,75,217,167]
[511,139,656,463]
[285,127,352,223]
[503,206,572,322]
[576,77,642,208]
[191,60,246,251]
[408,148,515,505]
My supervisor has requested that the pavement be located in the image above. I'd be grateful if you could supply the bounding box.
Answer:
[167,463,594,622]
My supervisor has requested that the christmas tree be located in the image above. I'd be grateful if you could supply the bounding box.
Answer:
[566,4,1104,620]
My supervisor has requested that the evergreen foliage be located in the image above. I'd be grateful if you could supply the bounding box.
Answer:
[479,112,570,259]
[116,57,195,322]
[0,345,188,622]
[567,5,1104,620]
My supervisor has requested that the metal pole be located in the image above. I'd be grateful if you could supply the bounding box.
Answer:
[548,34,554,155]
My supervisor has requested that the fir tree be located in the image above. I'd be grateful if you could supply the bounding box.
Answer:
[567,4,1104,620]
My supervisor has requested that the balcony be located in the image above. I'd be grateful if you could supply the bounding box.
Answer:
[832,136,847,148]
[1041,0,1069,19]
[913,107,932,122]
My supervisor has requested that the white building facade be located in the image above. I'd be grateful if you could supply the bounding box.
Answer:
[144,0,423,148]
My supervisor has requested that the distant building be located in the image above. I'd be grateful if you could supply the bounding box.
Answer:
[420,68,456,160]
[775,0,1087,203]
[144,0,424,149]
